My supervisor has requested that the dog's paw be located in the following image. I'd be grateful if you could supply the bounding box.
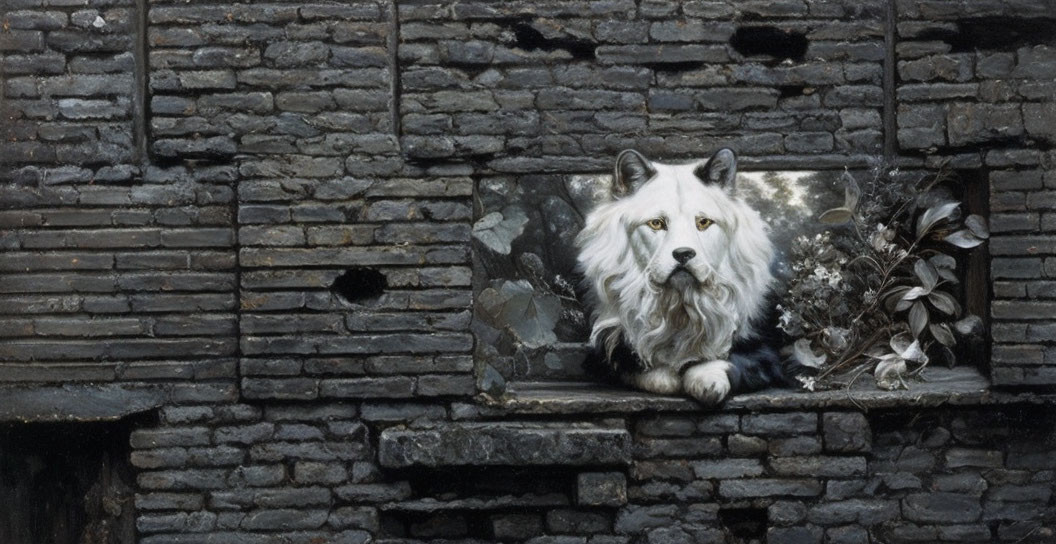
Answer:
[683,360,733,405]
[626,367,682,395]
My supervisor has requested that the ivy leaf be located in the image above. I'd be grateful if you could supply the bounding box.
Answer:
[472,207,529,255]
[916,201,960,238]
[909,300,928,338]
[928,290,960,315]
[964,214,990,239]
[819,207,854,225]
[930,323,956,347]
[944,229,985,249]
[477,279,561,349]
[914,259,939,291]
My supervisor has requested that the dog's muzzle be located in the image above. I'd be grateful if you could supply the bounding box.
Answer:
[665,266,698,290]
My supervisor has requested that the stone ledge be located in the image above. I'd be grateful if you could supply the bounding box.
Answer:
[378,422,632,468]
[0,383,169,423]
[487,367,1056,415]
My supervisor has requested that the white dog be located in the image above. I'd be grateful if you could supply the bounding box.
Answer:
[577,148,799,404]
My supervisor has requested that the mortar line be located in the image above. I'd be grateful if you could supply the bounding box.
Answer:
[389,0,402,145]
[883,0,898,161]
[133,0,149,165]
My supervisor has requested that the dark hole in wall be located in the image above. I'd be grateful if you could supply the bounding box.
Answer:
[509,22,596,60]
[917,17,1056,52]
[331,268,387,303]
[646,61,708,73]
[378,467,579,539]
[0,419,140,544]
[730,27,809,62]
[719,507,767,542]
[778,85,807,99]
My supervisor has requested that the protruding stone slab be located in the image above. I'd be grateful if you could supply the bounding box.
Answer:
[378,422,632,468]
[0,384,167,422]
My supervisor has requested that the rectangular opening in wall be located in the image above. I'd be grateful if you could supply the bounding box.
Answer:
[472,165,992,398]
[0,420,139,544]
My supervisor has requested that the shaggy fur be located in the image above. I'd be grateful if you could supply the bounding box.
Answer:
[577,148,800,404]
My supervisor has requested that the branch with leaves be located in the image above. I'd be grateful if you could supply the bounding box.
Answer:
[779,169,988,391]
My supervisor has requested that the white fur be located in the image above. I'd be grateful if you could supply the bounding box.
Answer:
[624,367,682,395]
[577,152,774,404]
[683,360,733,404]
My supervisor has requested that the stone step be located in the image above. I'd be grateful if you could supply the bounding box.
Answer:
[378,421,632,468]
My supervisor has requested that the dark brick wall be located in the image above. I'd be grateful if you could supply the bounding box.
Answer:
[3,0,1056,542]
[895,0,1056,386]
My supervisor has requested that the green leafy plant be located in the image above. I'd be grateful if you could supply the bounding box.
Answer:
[778,169,988,390]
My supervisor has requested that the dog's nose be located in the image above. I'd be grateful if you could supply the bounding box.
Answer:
[673,247,696,264]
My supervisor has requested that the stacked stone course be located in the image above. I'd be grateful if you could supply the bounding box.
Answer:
[3,0,1056,542]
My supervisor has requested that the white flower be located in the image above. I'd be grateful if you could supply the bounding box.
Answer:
[796,375,817,392]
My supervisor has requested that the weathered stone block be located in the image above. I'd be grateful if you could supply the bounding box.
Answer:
[823,412,871,453]
[719,479,823,499]
[903,493,983,523]
[576,472,627,507]
[947,103,1024,147]
[379,422,632,467]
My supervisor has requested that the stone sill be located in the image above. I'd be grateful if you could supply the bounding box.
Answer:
[0,383,169,423]
[488,367,1056,415]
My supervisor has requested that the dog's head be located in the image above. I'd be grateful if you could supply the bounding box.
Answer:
[577,148,775,365]
[607,148,746,289]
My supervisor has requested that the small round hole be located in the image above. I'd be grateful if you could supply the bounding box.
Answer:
[331,268,387,303]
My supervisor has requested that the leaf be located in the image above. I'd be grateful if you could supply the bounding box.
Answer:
[889,332,912,357]
[909,300,928,338]
[954,314,985,336]
[928,254,958,283]
[914,259,939,291]
[938,345,956,369]
[884,286,912,312]
[875,355,908,390]
[792,339,827,369]
[964,214,990,239]
[928,290,960,315]
[916,201,960,238]
[819,207,854,225]
[902,286,930,301]
[929,254,956,270]
[890,332,927,363]
[477,279,561,349]
[842,170,861,211]
[930,323,956,347]
[472,207,529,255]
[944,229,985,249]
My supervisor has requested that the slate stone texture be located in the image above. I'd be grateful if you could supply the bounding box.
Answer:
[1,0,1056,542]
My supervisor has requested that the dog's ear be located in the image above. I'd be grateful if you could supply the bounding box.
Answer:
[613,149,656,197]
[694,148,737,190]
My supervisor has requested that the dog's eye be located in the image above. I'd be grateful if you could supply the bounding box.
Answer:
[646,218,666,231]
[696,217,714,230]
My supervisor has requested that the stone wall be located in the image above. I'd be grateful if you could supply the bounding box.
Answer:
[2,0,1056,542]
